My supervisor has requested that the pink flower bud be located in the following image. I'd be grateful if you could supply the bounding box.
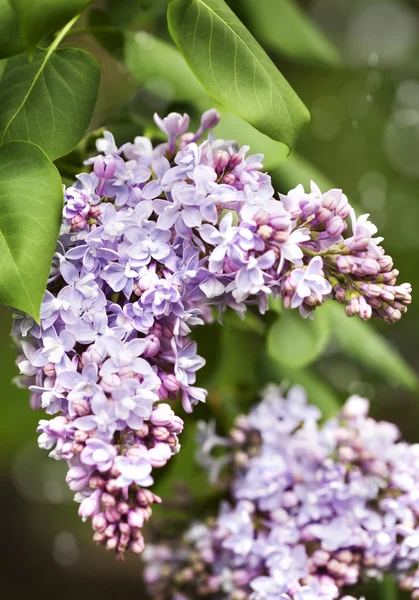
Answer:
[119,522,131,535]
[106,536,118,550]
[149,442,172,467]
[143,334,160,358]
[315,207,331,223]
[135,423,149,438]
[72,397,90,417]
[273,230,289,243]
[105,507,121,523]
[311,549,330,567]
[336,199,351,219]
[116,502,129,515]
[336,255,355,274]
[78,489,101,520]
[200,108,220,130]
[150,403,175,427]
[229,152,243,168]
[326,215,346,237]
[322,189,340,211]
[66,465,91,491]
[43,362,56,377]
[92,512,107,532]
[152,426,170,442]
[167,415,184,434]
[253,209,269,225]
[257,225,273,240]
[162,373,180,394]
[128,509,145,528]
[101,493,116,507]
[269,211,291,231]
[214,150,230,172]
[136,488,154,506]
[93,531,107,544]
[71,214,87,230]
[106,479,120,493]
[378,255,393,272]
[129,538,145,554]
[223,173,236,185]
[89,205,101,219]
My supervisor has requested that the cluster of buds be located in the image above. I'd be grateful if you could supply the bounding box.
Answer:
[270,184,412,321]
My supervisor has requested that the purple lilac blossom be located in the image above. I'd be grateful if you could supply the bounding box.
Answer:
[143,386,419,600]
[13,110,411,560]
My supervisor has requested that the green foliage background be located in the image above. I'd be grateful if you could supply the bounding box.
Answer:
[0,1,418,598]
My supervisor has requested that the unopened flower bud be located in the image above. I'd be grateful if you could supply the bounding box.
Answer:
[200,108,220,131]
[214,150,230,173]
[229,153,243,168]
[143,334,160,358]
[89,205,101,219]
[43,362,56,377]
[93,155,118,180]
[129,538,145,554]
[71,214,87,230]
[223,173,236,185]
[72,397,90,417]
[101,493,116,508]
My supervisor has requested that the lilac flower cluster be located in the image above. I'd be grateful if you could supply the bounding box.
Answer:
[143,386,419,600]
[13,108,410,559]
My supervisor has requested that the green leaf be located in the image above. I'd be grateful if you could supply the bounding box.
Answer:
[0,47,100,160]
[233,0,340,67]
[267,307,331,369]
[0,141,63,320]
[0,0,25,58]
[167,0,310,150]
[124,32,288,167]
[9,0,93,48]
[325,302,419,392]
[377,576,398,600]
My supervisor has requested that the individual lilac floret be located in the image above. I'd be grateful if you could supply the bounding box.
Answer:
[143,386,419,600]
[12,108,410,560]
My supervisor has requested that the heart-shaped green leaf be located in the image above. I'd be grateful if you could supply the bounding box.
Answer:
[0,47,100,160]
[267,307,331,369]
[0,0,25,58]
[9,0,94,48]
[167,0,310,150]
[0,141,63,320]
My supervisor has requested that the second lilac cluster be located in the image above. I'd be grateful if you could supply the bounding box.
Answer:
[144,386,419,599]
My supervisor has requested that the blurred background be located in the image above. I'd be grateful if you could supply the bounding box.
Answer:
[2,0,419,596]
